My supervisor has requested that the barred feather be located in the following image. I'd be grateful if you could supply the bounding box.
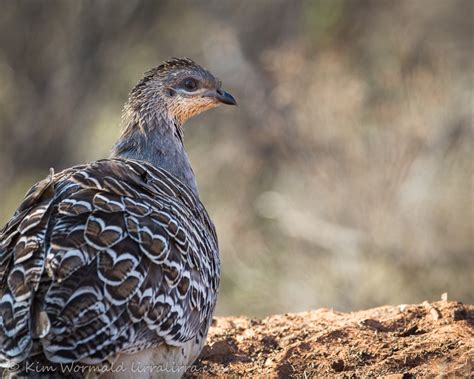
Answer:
[0,158,219,367]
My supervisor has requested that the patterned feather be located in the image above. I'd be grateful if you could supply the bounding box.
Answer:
[0,158,219,367]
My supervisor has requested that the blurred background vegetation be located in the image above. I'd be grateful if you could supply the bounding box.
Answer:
[0,0,472,316]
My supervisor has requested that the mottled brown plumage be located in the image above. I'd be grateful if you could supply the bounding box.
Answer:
[0,58,235,378]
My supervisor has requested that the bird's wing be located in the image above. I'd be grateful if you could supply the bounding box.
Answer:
[0,159,219,366]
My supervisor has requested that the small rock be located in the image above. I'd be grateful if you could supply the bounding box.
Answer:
[430,307,441,320]
[441,292,448,301]
[422,301,441,320]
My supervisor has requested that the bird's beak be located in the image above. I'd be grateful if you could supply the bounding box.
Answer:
[206,89,237,106]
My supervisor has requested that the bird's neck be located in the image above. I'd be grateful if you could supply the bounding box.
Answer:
[110,108,199,196]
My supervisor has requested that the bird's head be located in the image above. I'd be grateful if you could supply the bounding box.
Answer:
[128,58,236,125]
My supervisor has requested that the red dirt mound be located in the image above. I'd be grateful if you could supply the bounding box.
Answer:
[187,300,473,377]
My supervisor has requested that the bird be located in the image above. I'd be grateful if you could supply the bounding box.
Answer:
[0,57,236,378]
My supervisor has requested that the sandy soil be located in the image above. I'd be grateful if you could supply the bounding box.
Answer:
[186,301,473,377]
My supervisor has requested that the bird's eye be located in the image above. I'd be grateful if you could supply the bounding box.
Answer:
[183,78,198,91]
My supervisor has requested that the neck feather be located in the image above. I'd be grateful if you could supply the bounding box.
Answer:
[111,107,198,196]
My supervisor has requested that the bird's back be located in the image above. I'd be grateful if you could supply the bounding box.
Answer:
[0,158,219,373]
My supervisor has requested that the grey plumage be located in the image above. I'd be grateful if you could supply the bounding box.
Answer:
[112,57,235,195]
